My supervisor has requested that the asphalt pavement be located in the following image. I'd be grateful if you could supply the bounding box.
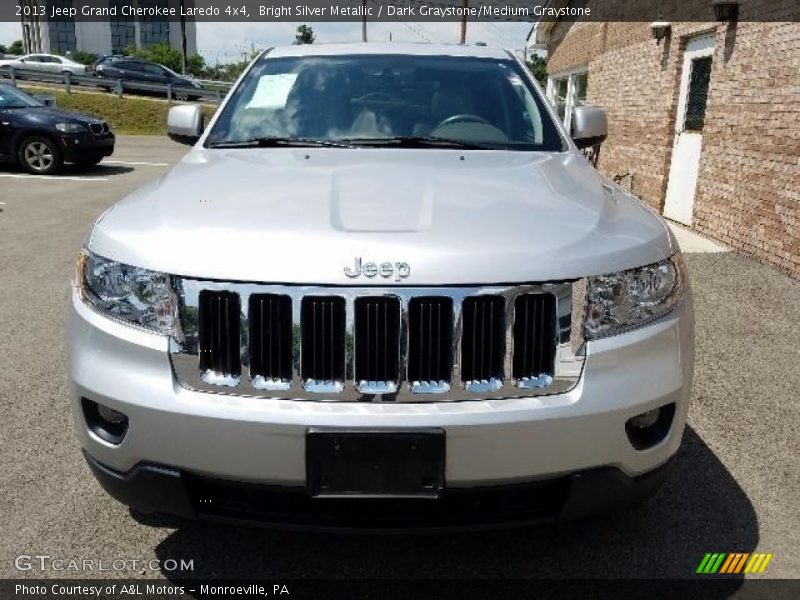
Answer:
[0,136,797,584]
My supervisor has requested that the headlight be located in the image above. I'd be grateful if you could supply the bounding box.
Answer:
[55,122,87,133]
[77,250,175,334]
[584,255,683,340]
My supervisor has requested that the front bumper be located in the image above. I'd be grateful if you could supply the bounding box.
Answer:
[60,132,115,162]
[83,449,674,530]
[69,286,693,523]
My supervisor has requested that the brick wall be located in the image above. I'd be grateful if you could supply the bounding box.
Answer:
[546,12,800,277]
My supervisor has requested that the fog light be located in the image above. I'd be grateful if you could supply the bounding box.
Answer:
[97,404,126,424]
[629,408,660,429]
[82,398,129,445]
[625,403,675,450]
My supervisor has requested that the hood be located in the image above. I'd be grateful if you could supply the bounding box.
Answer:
[15,107,104,126]
[89,148,676,285]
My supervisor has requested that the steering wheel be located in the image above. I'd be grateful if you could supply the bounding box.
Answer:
[352,92,404,106]
[435,114,492,128]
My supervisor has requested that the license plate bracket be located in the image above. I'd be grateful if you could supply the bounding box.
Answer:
[306,429,445,499]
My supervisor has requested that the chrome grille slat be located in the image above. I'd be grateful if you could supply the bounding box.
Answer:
[461,295,505,386]
[407,297,453,389]
[301,296,346,390]
[249,294,292,389]
[354,297,400,392]
[198,290,241,386]
[173,282,586,403]
[512,294,557,387]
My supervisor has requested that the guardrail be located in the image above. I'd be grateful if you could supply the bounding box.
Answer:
[0,65,233,104]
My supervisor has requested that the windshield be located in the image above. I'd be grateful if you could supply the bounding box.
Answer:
[206,53,564,151]
[0,85,42,108]
[161,64,181,77]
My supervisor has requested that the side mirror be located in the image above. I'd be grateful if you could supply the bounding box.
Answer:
[167,104,204,145]
[33,94,57,107]
[571,106,607,149]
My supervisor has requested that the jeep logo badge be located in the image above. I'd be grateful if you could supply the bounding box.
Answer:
[344,257,410,282]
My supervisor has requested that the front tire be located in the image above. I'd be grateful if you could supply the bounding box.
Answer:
[18,136,63,175]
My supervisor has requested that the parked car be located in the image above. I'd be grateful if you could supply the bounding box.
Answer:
[70,43,693,529]
[92,55,202,100]
[0,53,89,81]
[0,83,114,174]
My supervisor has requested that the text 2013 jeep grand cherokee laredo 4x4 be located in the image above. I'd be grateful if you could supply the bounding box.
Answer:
[69,44,693,529]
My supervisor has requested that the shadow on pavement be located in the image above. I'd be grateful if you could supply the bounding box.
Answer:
[148,426,756,588]
[61,164,134,177]
[0,163,133,177]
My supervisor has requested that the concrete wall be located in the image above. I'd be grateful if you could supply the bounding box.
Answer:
[20,17,197,58]
[74,22,112,55]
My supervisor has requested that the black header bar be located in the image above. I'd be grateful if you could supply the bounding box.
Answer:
[7,0,800,22]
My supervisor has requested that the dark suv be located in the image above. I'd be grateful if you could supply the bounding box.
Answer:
[93,56,202,100]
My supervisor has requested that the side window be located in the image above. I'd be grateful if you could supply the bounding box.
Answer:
[547,69,588,131]
[552,78,569,122]
[573,72,588,109]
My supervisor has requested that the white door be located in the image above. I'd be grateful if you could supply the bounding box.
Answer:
[664,34,715,225]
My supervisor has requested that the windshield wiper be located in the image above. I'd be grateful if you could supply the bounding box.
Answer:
[207,136,352,149]
[345,136,496,150]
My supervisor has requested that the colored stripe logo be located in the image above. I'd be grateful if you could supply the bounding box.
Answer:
[696,553,773,574]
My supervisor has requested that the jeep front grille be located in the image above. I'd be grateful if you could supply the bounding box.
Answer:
[172,281,586,403]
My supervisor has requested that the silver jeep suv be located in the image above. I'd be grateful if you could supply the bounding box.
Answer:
[69,43,693,529]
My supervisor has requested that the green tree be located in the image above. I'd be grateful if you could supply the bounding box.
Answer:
[128,43,183,73]
[294,25,315,45]
[9,40,24,55]
[186,54,206,78]
[122,42,207,77]
[526,54,548,87]
[70,50,98,65]
[0,44,6,54]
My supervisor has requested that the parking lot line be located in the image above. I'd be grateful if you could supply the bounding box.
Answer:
[103,160,170,167]
[0,174,109,182]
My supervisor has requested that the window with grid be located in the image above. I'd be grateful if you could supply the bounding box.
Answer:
[684,56,712,132]
[547,69,588,130]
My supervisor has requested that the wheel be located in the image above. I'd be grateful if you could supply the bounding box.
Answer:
[174,92,190,101]
[75,156,103,168]
[18,136,63,175]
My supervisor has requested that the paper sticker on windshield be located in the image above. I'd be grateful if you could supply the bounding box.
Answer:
[246,74,298,109]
